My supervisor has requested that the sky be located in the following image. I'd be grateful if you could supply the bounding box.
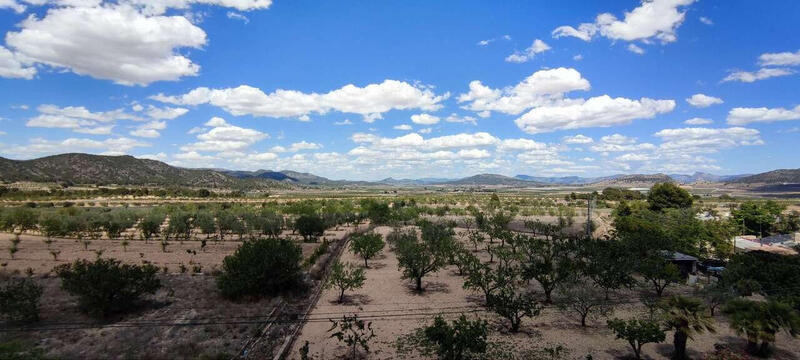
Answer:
[0,0,798,181]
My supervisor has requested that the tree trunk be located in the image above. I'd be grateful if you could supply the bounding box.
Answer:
[580,313,587,327]
[544,288,553,304]
[364,257,368,268]
[757,341,772,357]
[510,319,520,333]
[632,342,642,360]
[416,277,423,291]
[673,330,688,360]
[339,289,345,303]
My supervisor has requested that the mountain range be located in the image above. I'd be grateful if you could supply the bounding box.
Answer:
[1,153,798,189]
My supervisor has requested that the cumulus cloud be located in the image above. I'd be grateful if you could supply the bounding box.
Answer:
[25,104,143,134]
[152,80,448,122]
[271,141,321,152]
[552,0,695,44]
[146,105,189,120]
[393,124,412,131]
[181,117,268,152]
[727,105,800,125]
[5,3,207,86]
[2,136,149,158]
[0,46,36,79]
[590,134,656,153]
[758,49,800,66]
[444,113,477,125]
[655,127,763,153]
[699,16,713,25]
[562,134,594,144]
[684,117,712,125]
[722,68,794,83]
[458,67,590,116]
[505,39,551,63]
[686,93,723,108]
[514,95,675,134]
[410,113,440,125]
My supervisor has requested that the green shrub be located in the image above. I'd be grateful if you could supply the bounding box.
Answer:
[0,278,43,322]
[216,238,303,299]
[55,258,161,317]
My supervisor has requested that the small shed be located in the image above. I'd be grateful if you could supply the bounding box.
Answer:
[661,250,699,277]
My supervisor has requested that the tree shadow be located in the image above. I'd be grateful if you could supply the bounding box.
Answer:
[404,281,450,296]
[364,262,387,270]
[328,293,373,306]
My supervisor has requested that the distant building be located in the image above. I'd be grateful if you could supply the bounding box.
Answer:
[733,234,798,255]
[662,251,698,277]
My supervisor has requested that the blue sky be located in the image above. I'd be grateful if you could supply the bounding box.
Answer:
[0,0,798,180]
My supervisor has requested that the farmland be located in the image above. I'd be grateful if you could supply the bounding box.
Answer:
[1,186,799,360]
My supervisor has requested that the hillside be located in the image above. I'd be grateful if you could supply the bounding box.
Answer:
[591,173,674,186]
[0,154,241,187]
[733,169,800,184]
[444,174,546,186]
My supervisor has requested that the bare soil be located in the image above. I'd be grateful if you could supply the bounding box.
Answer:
[289,226,800,360]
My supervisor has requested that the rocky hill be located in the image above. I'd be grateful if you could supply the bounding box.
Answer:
[0,153,240,187]
[733,169,800,184]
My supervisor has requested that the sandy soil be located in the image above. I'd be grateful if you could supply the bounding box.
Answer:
[0,225,361,274]
[289,226,800,360]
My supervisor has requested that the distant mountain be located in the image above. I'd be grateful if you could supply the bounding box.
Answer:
[733,169,800,184]
[591,174,674,186]
[514,175,591,185]
[224,170,297,181]
[0,153,239,187]
[669,172,748,183]
[444,174,546,186]
[379,177,454,186]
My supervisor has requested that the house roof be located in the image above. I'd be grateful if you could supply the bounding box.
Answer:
[660,250,698,262]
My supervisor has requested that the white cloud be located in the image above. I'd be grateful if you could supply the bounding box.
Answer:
[590,134,656,153]
[0,46,36,79]
[562,134,594,144]
[514,95,675,134]
[699,16,713,25]
[146,105,189,120]
[686,93,723,108]
[181,117,268,152]
[25,104,141,134]
[130,120,167,138]
[226,11,249,23]
[2,136,149,158]
[684,117,712,125]
[573,54,583,61]
[627,44,645,55]
[505,39,551,63]
[722,68,794,83]
[6,3,208,86]
[758,50,800,67]
[138,152,167,161]
[458,67,590,115]
[418,127,432,134]
[655,127,763,153]
[393,124,412,131]
[334,119,353,126]
[410,113,440,125]
[444,113,477,125]
[552,0,695,43]
[152,80,448,121]
[727,105,800,125]
[497,138,549,152]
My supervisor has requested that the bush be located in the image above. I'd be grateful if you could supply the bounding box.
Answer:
[55,258,161,317]
[424,314,488,360]
[607,317,665,360]
[0,278,43,322]
[216,237,303,299]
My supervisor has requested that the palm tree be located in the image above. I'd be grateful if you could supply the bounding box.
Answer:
[723,299,800,357]
[661,296,716,360]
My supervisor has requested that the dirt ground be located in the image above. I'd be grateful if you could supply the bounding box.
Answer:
[0,225,360,275]
[289,226,800,360]
[0,225,362,359]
